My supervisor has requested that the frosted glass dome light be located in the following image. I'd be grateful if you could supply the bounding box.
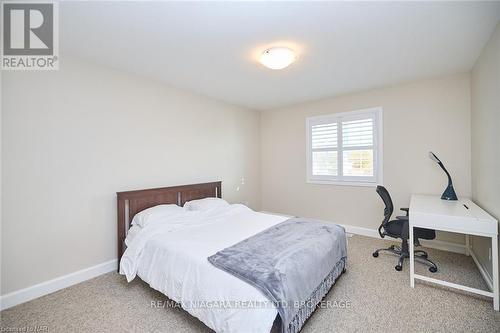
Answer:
[259,47,296,70]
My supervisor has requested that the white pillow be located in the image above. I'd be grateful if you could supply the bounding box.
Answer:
[184,197,229,211]
[131,204,185,228]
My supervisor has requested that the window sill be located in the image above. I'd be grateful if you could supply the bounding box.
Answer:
[306,180,379,187]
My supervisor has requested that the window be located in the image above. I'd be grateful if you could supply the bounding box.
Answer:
[306,107,382,186]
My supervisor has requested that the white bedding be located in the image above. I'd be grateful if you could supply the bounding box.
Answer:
[120,204,288,333]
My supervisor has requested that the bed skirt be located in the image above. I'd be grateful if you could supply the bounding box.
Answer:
[285,257,346,333]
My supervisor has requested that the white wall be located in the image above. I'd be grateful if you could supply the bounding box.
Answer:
[260,74,471,244]
[1,57,261,295]
[471,23,500,282]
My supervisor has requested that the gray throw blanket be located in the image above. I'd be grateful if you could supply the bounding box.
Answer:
[208,218,347,333]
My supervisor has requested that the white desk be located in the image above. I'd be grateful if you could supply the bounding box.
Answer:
[409,194,498,311]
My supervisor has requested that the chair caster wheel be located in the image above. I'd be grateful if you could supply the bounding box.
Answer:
[421,253,428,259]
[372,252,379,258]
[395,265,402,271]
[429,266,437,273]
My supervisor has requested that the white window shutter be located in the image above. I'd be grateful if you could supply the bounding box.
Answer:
[306,108,382,186]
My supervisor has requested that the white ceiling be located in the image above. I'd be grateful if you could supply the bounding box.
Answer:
[61,1,500,110]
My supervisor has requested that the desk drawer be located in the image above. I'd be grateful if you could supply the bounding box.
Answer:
[411,211,497,237]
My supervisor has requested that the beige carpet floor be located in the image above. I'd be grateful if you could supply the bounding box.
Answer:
[1,235,500,332]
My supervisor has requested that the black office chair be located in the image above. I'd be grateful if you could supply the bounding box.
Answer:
[372,186,438,273]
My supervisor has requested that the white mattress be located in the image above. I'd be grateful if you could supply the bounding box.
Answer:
[120,205,288,333]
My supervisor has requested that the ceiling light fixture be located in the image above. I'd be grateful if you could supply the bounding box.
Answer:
[259,47,296,70]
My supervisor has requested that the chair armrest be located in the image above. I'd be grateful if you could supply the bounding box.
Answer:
[400,207,409,216]
[377,224,385,238]
[401,219,409,239]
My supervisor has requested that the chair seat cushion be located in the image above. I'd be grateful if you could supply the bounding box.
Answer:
[384,219,435,240]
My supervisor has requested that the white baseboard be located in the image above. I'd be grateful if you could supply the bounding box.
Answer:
[0,259,117,311]
[419,239,466,255]
[340,223,466,254]
[469,249,494,291]
[342,224,380,239]
[259,211,295,218]
[259,212,467,254]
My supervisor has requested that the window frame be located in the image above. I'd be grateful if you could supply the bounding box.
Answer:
[306,107,383,187]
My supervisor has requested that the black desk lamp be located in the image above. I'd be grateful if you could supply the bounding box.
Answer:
[429,152,458,201]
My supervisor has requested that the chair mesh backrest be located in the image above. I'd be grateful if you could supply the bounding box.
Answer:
[376,185,393,225]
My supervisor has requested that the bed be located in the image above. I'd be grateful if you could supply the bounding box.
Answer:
[117,182,346,333]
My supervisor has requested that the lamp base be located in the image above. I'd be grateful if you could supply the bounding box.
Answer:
[441,184,458,201]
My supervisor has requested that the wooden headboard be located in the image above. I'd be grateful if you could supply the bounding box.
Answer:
[116,181,222,260]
